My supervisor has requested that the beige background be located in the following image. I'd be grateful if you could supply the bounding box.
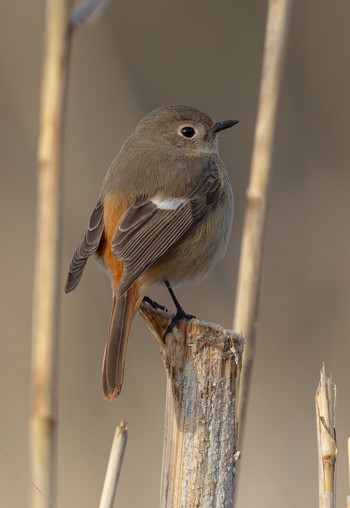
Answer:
[1,1,350,506]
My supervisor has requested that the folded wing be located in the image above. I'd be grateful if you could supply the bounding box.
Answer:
[65,200,104,293]
[113,172,222,296]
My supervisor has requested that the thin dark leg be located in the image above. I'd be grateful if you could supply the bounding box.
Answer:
[164,279,185,313]
[164,279,195,336]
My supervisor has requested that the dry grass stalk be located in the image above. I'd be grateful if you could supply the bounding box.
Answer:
[348,438,350,508]
[30,1,111,506]
[30,2,73,506]
[233,0,293,442]
[139,300,244,508]
[99,420,128,508]
[315,364,337,508]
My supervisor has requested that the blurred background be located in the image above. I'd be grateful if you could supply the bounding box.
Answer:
[1,1,350,506]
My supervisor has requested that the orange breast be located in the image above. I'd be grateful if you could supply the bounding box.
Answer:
[97,193,129,291]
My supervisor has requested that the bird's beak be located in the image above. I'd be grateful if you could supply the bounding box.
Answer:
[213,119,239,133]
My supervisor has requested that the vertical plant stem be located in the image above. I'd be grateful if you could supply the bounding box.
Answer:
[233,0,293,444]
[30,1,72,506]
[315,364,337,508]
[139,300,243,508]
[99,420,128,508]
[347,438,350,508]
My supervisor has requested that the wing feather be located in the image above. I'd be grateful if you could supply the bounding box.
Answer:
[65,200,104,293]
[113,172,222,296]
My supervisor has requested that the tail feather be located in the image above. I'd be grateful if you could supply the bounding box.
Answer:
[102,285,140,399]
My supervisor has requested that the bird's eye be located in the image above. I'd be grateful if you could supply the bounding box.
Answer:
[180,126,196,138]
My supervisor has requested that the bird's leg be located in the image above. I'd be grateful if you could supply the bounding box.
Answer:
[163,278,195,337]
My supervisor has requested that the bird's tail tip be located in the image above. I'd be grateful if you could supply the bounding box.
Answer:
[101,285,141,400]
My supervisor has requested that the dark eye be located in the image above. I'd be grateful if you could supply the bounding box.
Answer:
[180,126,196,138]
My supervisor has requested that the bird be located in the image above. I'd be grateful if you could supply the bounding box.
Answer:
[65,105,238,399]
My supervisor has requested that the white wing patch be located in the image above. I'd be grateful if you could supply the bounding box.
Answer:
[151,196,186,210]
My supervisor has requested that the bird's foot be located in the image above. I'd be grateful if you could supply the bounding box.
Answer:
[164,308,196,339]
[162,278,195,338]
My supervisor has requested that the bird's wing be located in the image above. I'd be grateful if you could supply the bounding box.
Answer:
[65,200,104,293]
[112,171,222,296]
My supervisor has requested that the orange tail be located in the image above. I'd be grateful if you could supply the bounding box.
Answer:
[102,284,141,399]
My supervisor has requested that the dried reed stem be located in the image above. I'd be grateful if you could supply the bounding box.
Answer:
[347,438,350,508]
[139,299,244,508]
[315,364,337,508]
[233,0,293,442]
[30,1,111,506]
[30,2,72,506]
[99,420,128,508]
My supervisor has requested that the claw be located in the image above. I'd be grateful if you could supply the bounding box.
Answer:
[163,308,195,339]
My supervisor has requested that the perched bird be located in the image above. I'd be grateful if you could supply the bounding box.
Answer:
[66,105,238,399]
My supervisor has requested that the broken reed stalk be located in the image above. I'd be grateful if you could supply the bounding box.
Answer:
[139,300,244,508]
[30,2,73,506]
[348,438,350,508]
[315,364,337,508]
[99,420,128,508]
[30,1,112,506]
[233,0,293,444]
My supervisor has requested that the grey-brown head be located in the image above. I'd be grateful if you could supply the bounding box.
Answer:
[135,105,238,153]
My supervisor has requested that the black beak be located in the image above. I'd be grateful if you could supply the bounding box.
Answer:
[213,119,239,133]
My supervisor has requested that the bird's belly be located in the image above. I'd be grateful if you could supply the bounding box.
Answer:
[145,201,232,288]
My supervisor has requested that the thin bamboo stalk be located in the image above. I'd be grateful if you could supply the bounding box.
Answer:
[232,0,293,443]
[315,364,337,508]
[30,1,111,506]
[99,420,128,508]
[139,299,244,508]
[30,2,72,506]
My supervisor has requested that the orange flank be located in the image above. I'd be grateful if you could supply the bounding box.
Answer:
[97,193,129,290]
